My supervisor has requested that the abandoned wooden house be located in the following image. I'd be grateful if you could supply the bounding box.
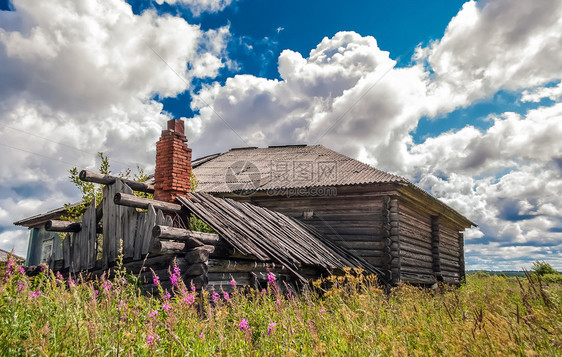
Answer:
[15,118,474,289]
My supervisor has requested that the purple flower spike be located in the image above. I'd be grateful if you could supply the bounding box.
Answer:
[239,318,249,332]
[267,322,277,335]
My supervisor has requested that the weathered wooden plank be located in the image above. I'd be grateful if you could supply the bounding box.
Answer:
[102,186,113,269]
[140,204,157,256]
[84,202,97,270]
[63,233,71,269]
[156,209,165,226]
[133,213,146,260]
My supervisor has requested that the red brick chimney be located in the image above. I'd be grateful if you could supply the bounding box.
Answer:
[154,119,191,202]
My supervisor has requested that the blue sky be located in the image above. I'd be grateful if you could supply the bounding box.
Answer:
[0,0,561,270]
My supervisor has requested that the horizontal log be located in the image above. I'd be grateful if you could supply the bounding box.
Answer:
[184,263,208,277]
[185,248,210,264]
[400,272,436,285]
[114,193,182,213]
[207,259,288,274]
[152,226,220,244]
[45,220,81,232]
[80,170,154,193]
[151,240,186,255]
[45,220,103,234]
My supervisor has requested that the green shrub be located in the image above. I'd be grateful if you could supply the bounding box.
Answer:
[531,260,559,276]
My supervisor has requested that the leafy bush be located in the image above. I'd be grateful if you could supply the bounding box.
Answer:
[531,260,559,276]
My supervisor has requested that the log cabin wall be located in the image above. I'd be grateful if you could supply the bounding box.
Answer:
[437,221,463,283]
[397,201,437,284]
[397,194,466,285]
[219,184,399,276]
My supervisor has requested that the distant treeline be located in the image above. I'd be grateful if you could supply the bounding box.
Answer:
[466,270,526,277]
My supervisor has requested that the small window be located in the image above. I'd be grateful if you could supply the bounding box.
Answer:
[41,238,54,263]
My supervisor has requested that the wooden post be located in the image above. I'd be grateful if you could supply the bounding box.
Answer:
[431,216,443,282]
[389,198,400,283]
[381,196,392,282]
[458,231,465,283]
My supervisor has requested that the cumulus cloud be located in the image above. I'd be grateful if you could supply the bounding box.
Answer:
[154,0,234,16]
[0,0,230,256]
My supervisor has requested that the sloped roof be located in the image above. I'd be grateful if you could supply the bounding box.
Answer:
[14,201,86,228]
[177,193,383,280]
[192,144,406,193]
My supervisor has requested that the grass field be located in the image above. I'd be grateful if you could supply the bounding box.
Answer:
[0,257,560,356]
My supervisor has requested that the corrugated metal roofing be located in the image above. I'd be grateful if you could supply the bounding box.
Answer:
[192,145,407,193]
[177,193,383,280]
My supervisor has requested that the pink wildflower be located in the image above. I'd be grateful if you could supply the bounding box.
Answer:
[153,275,160,286]
[223,292,230,301]
[17,284,24,293]
[56,272,63,280]
[199,332,205,340]
[191,284,196,292]
[267,322,277,335]
[173,266,181,276]
[147,333,160,346]
[30,291,41,299]
[276,299,281,306]
[183,294,195,305]
[164,292,171,300]
[267,272,276,284]
[68,279,76,287]
[39,265,44,272]
[238,318,249,332]
[118,300,126,309]
[230,278,236,287]
[170,274,178,287]
[212,292,220,303]
[162,303,172,311]
[18,267,25,275]
[148,310,159,318]
[319,309,326,315]
[102,281,112,292]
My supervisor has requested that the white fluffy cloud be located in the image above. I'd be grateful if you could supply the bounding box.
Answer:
[187,0,562,269]
[154,0,234,16]
[0,0,230,256]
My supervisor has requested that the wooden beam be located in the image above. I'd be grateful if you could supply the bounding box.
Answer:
[152,225,220,244]
[79,170,155,193]
[45,220,81,232]
[45,220,102,234]
[113,193,182,213]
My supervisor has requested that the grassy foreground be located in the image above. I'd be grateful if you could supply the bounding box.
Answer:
[0,258,560,356]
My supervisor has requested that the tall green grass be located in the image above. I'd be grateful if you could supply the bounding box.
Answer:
[0,258,560,356]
